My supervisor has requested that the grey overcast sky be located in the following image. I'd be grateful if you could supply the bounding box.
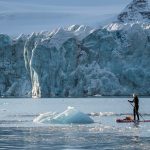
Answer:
[0,0,132,35]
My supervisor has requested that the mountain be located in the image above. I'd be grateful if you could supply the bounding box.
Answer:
[118,0,150,23]
[0,0,150,97]
[105,0,150,30]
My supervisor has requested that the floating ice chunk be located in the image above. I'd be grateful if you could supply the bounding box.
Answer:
[89,112,115,117]
[33,112,56,123]
[33,107,94,124]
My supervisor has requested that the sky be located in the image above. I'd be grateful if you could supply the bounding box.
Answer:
[0,0,131,35]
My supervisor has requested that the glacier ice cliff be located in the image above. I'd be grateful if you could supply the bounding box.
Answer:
[23,24,150,97]
[0,34,31,97]
[0,1,150,97]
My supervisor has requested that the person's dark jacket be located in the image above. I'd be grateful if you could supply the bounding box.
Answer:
[128,96,139,108]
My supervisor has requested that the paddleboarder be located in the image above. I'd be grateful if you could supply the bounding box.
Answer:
[128,93,139,121]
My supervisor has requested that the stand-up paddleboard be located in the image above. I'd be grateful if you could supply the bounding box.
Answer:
[116,119,150,123]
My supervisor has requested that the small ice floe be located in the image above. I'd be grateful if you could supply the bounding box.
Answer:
[89,112,114,117]
[94,94,102,97]
[33,106,94,124]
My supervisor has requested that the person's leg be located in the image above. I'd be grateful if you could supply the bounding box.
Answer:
[136,107,139,120]
[134,108,136,120]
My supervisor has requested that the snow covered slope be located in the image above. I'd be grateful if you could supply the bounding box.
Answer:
[105,0,150,30]
[118,0,150,23]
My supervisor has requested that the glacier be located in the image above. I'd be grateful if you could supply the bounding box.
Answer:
[0,0,150,98]
[0,34,31,97]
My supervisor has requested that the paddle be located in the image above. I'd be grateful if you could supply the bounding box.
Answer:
[128,100,145,121]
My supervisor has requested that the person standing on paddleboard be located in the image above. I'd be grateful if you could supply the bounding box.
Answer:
[128,94,139,121]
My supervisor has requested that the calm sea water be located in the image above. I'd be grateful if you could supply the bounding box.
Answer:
[0,98,150,150]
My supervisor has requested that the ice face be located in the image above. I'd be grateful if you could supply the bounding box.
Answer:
[0,34,31,97]
[0,23,150,97]
[24,24,150,97]
[33,106,94,124]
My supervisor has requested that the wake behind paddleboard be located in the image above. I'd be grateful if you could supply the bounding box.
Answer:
[116,119,150,123]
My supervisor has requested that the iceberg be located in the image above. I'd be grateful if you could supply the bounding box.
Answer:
[33,107,94,124]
